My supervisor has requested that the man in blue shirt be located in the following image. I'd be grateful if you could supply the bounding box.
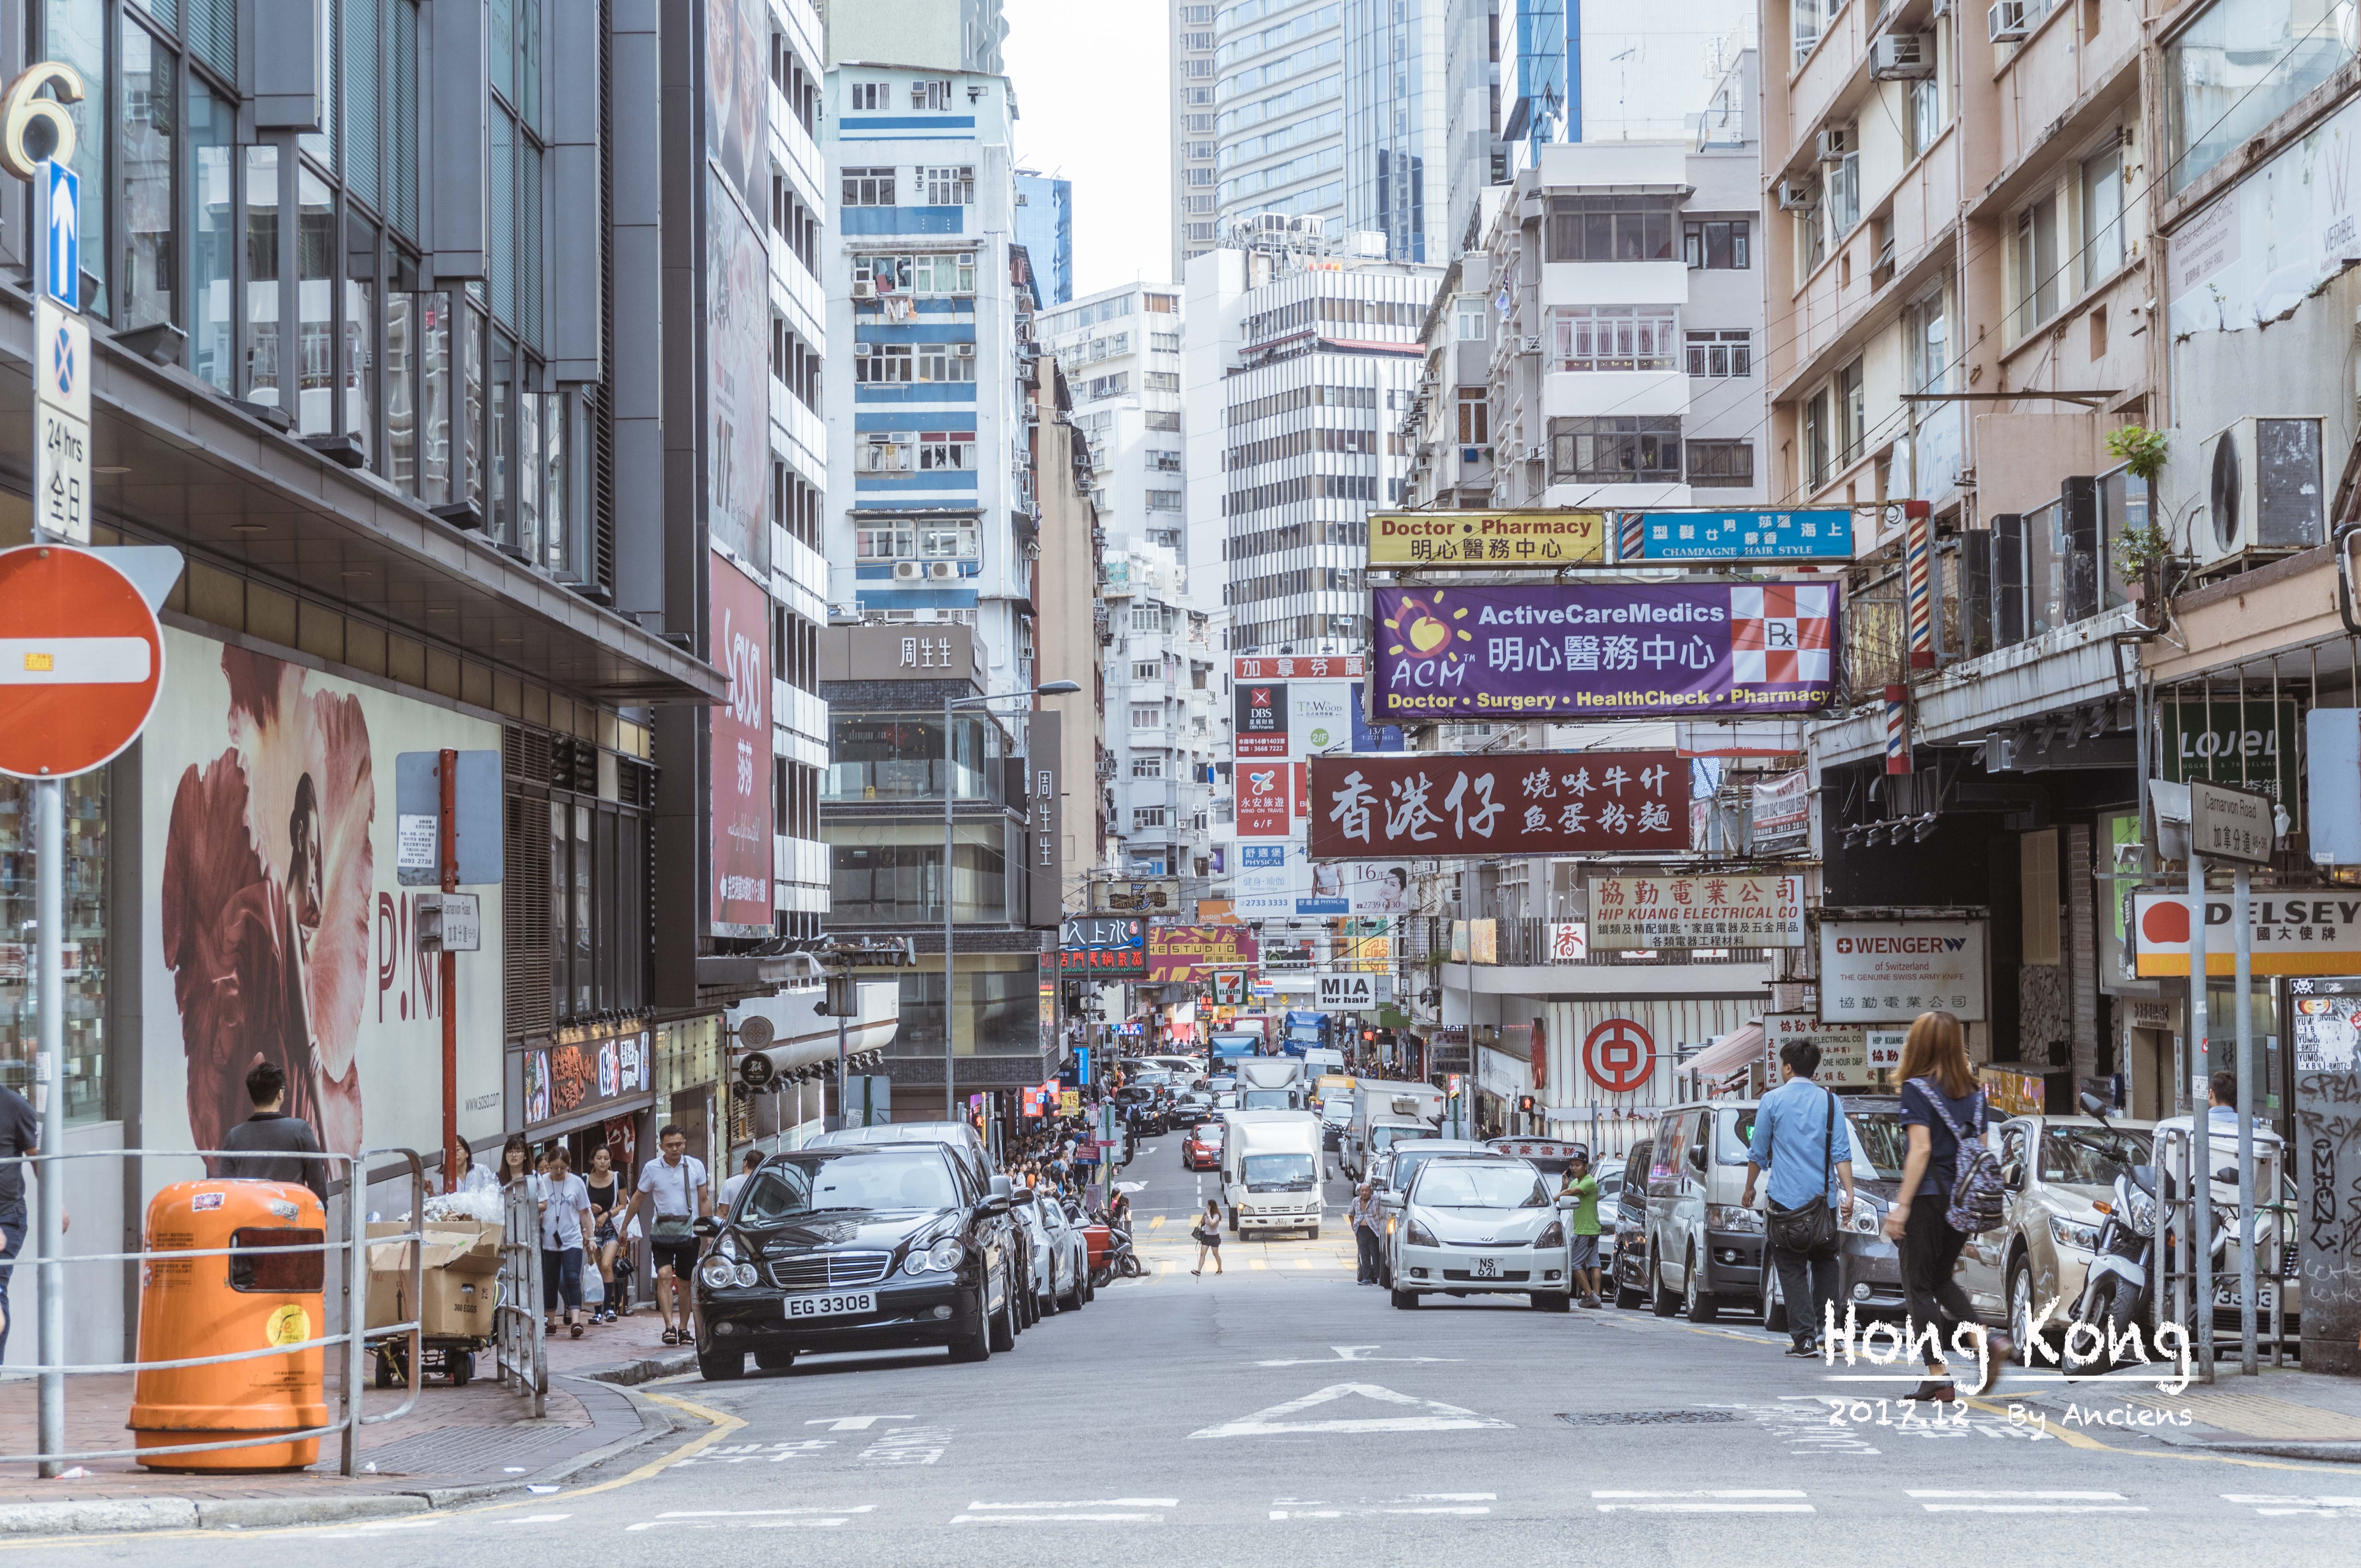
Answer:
[1743,1039,1856,1357]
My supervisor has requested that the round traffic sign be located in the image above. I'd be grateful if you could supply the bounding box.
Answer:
[1583,1017,1655,1094]
[0,545,164,779]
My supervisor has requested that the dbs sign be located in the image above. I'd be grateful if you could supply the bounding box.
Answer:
[1583,1017,1654,1094]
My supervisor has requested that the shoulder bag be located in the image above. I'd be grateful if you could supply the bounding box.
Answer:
[1765,1089,1840,1255]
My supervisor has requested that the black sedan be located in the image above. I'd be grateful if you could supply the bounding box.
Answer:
[691,1142,1023,1378]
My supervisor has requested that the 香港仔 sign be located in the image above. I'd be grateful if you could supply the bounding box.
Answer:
[1372,583,1839,722]
[1590,874,1805,950]
[1818,919,1987,1023]
[1307,751,1687,859]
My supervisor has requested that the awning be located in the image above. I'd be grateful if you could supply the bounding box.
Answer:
[1684,1022,1763,1080]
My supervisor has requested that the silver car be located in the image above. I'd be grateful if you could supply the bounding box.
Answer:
[1389,1156,1577,1311]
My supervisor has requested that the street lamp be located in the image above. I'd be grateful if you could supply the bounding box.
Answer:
[944,681,1081,1118]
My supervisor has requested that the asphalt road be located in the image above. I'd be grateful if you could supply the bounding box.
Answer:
[32,1138,2361,1566]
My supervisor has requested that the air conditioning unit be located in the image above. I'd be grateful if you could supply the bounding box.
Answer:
[926,560,960,580]
[1988,0,2029,42]
[890,429,917,446]
[1869,33,1936,79]
[2196,417,2325,567]
[1777,178,1820,211]
[1518,335,1542,355]
[955,342,975,358]
[1816,126,1855,163]
[892,560,926,581]
[852,280,875,300]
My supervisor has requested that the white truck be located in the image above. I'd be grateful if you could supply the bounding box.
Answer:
[1342,1080,1444,1179]
[1222,1110,1327,1238]
[1236,1056,1308,1110]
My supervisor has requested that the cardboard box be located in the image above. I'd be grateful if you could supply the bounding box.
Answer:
[366,1220,505,1341]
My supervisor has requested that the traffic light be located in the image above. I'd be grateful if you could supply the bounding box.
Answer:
[1362,1029,1376,1042]
[1517,1094,1536,1115]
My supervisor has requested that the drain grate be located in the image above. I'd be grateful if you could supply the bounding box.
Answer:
[1558,1409,1742,1427]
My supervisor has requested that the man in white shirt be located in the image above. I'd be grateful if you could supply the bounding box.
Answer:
[622,1124,711,1346]
[717,1149,764,1217]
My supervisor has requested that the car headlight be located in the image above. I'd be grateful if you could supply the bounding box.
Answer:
[1536,1221,1565,1249]
[2050,1215,2102,1252]
[698,1254,738,1290]
[1847,1200,1884,1235]
[735,1262,759,1288]
[1707,1204,1764,1234]
[1406,1216,1439,1248]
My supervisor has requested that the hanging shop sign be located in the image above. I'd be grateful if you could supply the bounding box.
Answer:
[1748,770,1810,848]
[1590,874,1806,950]
[1620,508,1854,563]
[524,1028,653,1130]
[1818,919,1988,1023]
[1761,1013,1900,1088]
[1307,750,1687,858]
[1147,925,1259,983]
[1366,509,1607,568]
[1370,583,1840,722]
[1234,681,1289,757]
[2131,892,2361,977]
[1236,761,1292,837]
[1232,653,1365,682]
[2160,696,2301,830]
[1090,876,1180,914]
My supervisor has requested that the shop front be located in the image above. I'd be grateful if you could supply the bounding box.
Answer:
[517,1021,659,1184]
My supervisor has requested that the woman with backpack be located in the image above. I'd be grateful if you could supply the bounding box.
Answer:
[1882,1010,2012,1400]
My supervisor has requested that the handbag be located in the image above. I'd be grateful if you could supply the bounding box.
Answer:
[1765,1088,1839,1255]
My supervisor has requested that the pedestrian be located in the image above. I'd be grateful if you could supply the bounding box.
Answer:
[1745,1040,1855,1355]
[584,1143,626,1323]
[1561,1149,1605,1307]
[219,1061,330,1205]
[1883,1010,2011,1399]
[539,1143,593,1339]
[622,1124,710,1346]
[1349,1181,1382,1284]
[1191,1198,1225,1276]
[0,1079,63,1363]
[718,1149,763,1217]
[2206,1070,2246,1138]
[448,1135,497,1194]
[496,1131,533,1193]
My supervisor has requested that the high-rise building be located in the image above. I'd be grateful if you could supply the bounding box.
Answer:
[1171,2,1222,274]
[1499,0,1756,172]
[1013,170,1075,306]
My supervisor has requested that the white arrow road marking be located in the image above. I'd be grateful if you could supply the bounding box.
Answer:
[807,1415,916,1431]
[1595,1491,1813,1514]
[1190,1383,1512,1438]
[0,637,152,683]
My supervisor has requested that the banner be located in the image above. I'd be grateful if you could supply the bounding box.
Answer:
[1749,770,1810,846]
[1234,681,1288,757]
[1236,761,1291,837]
[1366,509,1606,568]
[1232,654,1366,681]
[1147,925,1260,982]
[2132,892,2361,976]
[1818,919,1987,1022]
[1762,1013,1895,1087]
[1624,508,1853,563]
[1308,751,1688,859]
[1372,583,1839,722]
[1591,874,1806,949]
[710,553,773,933]
[1346,861,1415,914]
[1236,843,1293,917]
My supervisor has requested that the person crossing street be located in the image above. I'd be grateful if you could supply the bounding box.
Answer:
[1349,1181,1383,1284]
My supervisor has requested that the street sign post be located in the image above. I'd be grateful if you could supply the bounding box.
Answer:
[32,162,87,545]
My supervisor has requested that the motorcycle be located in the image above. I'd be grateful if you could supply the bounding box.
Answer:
[1087,1215,1143,1287]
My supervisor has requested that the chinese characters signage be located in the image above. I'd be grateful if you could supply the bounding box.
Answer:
[710,554,774,935]
[1372,583,1840,722]
[2161,697,2301,830]
[1061,944,1147,976]
[1591,874,1805,950]
[1235,682,1288,757]
[1232,655,1365,681]
[1818,919,1987,1023]
[1307,751,1688,860]
[2131,893,2361,977]
[1762,1013,1898,1087]
[523,1028,652,1128]
[1366,509,1608,568]
[1626,508,1853,562]
[1147,925,1260,982]
[1237,762,1291,837]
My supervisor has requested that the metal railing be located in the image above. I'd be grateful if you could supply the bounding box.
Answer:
[2153,1124,2294,1383]
[493,1180,548,1417]
[1,1146,424,1478]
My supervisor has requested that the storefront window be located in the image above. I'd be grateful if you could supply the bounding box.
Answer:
[118,18,174,331]
[824,713,1003,802]
[0,775,110,1126]
[297,166,336,434]
[827,826,1008,924]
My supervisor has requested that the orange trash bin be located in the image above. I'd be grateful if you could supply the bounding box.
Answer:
[129,1179,331,1471]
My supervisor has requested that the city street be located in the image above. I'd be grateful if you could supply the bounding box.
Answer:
[25,1143,2361,1566]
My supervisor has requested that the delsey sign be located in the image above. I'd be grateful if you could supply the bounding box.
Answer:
[2132,892,2361,976]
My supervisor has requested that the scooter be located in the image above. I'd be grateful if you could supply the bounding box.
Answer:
[2062,1092,2165,1371]
[1089,1217,1143,1287]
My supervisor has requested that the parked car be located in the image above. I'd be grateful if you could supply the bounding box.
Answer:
[1373,1138,1490,1288]
[1390,1154,1576,1311]
[1182,1119,1226,1171]
[691,1142,1021,1378]
[1610,1138,1653,1307]
[1021,1189,1091,1314]
[1637,1100,1764,1323]
[804,1120,1031,1326]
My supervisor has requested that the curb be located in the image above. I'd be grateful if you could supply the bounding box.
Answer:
[2152,1431,2361,1464]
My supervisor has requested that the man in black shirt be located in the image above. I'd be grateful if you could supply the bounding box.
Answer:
[219,1061,331,1206]
[0,1081,59,1363]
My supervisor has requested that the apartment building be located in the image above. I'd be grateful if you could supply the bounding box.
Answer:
[1482,49,1769,512]
[1174,0,1223,272]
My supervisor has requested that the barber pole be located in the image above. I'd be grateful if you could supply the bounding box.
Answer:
[1617,510,1644,563]
[1884,684,1911,775]
[1904,499,1933,669]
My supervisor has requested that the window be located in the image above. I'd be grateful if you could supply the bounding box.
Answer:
[1907,76,1943,159]
[2082,144,2125,286]
[1130,606,1164,629]
[1455,295,1487,338]
[1686,440,1754,488]
[856,342,913,382]
[1146,489,1184,511]
[1836,359,1866,467]
[1550,307,1680,372]
[843,166,896,205]
[919,432,974,469]
[1550,417,1683,483]
[1086,372,1131,400]
[1130,703,1163,728]
[859,433,913,472]
[917,342,977,382]
[1149,449,1183,471]
[1682,221,1750,270]
[923,165,975,205]
[914,78,954,110]
[1546,197,1677,261]
[1798,196,1827,275]
[1805,390,1831,489]
[1825,150,1862,237]
[1686,329,1753,378]
[2015,192,2061,333]
[856,523,916,559]
[1133,660,1163,680]
[1457,389,1488,444]
[1144,371,1180,392]
[1145,292,1180,313]
[1132,754,1165,778]
[1152,330,1181,351]
[1147,410,1182,430]
[854,253,977,295]
[1907,288,1951,394]
[2168,0,2357,193]
[1133,807,1169,830]
[851,82,889,111]
[1792,0,1825,63]
[918,523,979,558]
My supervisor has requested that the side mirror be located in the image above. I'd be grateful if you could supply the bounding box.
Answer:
[1688,1146,1707,1173]
[691,1217,721,1238]
[2001,1162,2025,1192]
[989,1174,1014,1201]
[979,1195,1011,1217]
[2078,1090,2111,1121]
[1556,1193,1578,1210]
[1011,1187,1038,1206]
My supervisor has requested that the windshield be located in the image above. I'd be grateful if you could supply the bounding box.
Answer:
[1846,1112,1911,1181]
[1244,1153,1317,1192]
[1415,1164,1549,1208]
[1369,1125,1417,1155]
[1388,1147,1455,1191]
[1241,1089,1296,1109]
[739,1150,956,1220]
[1191,1123,1225,1143]
[2041,1127,2153,1187]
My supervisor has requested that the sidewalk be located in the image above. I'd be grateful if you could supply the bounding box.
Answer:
[0,1308,698,1534]
[2006,1362,2361,1462]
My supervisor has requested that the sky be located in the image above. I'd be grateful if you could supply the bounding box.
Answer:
[1001,0,1175,298]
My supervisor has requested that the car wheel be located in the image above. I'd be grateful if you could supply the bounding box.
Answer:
[1650,1250,1680,1317]
[753,1347,796,1372]
[1061,1265,1086,1312]
[1683,1247,1716,1322]
[697,1343,746,1381]
[1390,1286,1419,1310]
[1309,1227,1320,1241]
[2009,1260,2048,1368]
[1227,1207,1239,1235]
[1614,1260,1647,1311]
[948,1282,992,1363]
[987,1267,1019,1353]
[1040,1274,1059,1316]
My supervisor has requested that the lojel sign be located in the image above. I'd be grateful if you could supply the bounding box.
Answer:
[1308,751,1688,859]
[1589,874,1806,950]
[2160,697,2300,830]
[1818,919,1987,1023]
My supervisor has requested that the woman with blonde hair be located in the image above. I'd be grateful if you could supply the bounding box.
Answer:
[1881,1010,2011,1399]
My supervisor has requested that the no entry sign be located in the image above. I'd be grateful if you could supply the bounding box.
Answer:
[1583,1017,1655,1094]
[0,544,164,778]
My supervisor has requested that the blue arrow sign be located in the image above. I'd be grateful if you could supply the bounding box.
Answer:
[38,161,79,313]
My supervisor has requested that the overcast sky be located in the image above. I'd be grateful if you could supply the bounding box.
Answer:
[1002,0,1176,298]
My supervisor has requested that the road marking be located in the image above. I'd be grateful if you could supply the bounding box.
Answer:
[807,1415,914,1431]
[1593,1491,1813,1514]
[1190,1382,1513,1438]
[2223,1493,2361,1517]
[1250,1260,1269,1270]
[859,1425,952,1465]
[1909,1489,2144,1512]
[1149,1215,1165,1229]
[953,1498,1176,1525]
[626,1507,874,1532]
[1271,1493,1495,1520]
[1255,1345,1465,1366]
[499,1515,573,1525]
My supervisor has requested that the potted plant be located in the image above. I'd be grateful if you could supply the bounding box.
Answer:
[2104,426,2172,615]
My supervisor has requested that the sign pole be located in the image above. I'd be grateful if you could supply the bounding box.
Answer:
[34,777,63,1478]
[2188,838,2213,1385]
[2233,861,2258,1375]
[440,749,458,1191]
